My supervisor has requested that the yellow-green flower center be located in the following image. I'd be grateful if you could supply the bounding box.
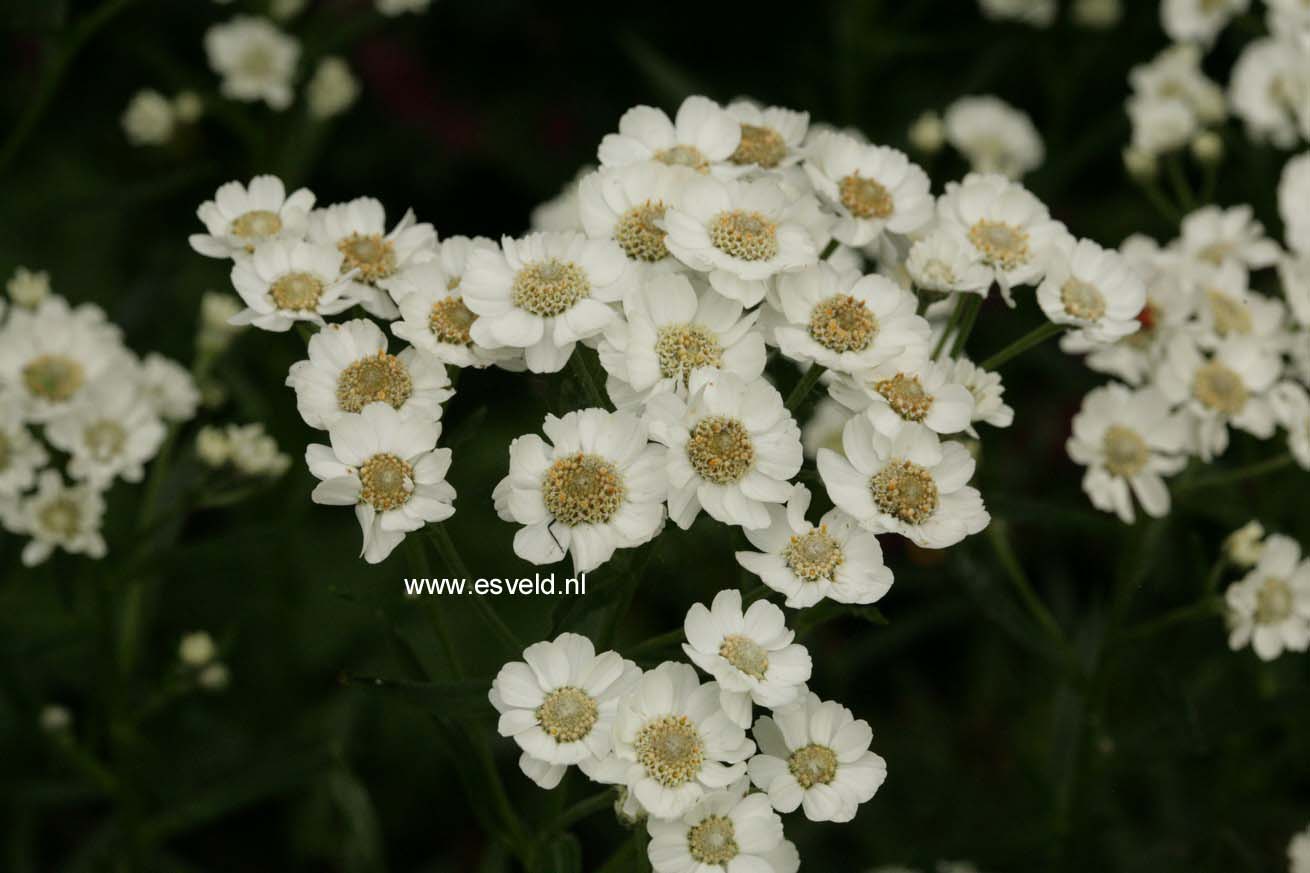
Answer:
[512,259,590,317]
[687,815,739,865]
[1205,289,1252,336]
[730,123,787,169]
[1254,576,1293,625]
[535,686,599,744]
[719,634,769,679]
[615,200,670,263]
[871,459,939,525]
[84,420,127,462]
[788,743,838,789]
[1193,361,1247,415]
[358,452,413,512]
[655,144,709,173]
[37,496,82,539]
[1060,278,1107,321]
[338,232,397,283]
[784,525,844,582]
[1102,425,1149,477]
[687,416,755,485]
[428,297,477,346]
[840,173,894,220]
[269,271,325,311]
[22,355,85,403]
[710,210,778,262]
[969,220,1030,271]
[542,452,625,526]
[635,715,704,788]
[336,352,413,414]
[655,324,723,383]
[810,294,877,353]
[876,373,933,422]
[230,209,282,239]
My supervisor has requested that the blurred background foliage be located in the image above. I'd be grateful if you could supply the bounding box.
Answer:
[1,0,1308,871]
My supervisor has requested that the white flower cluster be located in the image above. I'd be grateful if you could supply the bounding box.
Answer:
[1217,523,1310,662]
[490,592,885,871]
[0,270,199,566]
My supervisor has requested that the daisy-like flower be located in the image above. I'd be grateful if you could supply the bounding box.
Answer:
[488,632,641,789]
[647,788,798,873]
[645,369,803,531]
[1178,205,1281,274]
[0,297,129,422]
[585,661,755,820]
[1036,237,1147,343]
[492,409,665,573]
[802,132,933,247]
[1129,42,1227,131]
[309,197,437,319]
[138,353,199,422]
[230,239,354,332]
[598,96,740,175]
[204,16,299,110]
[948,358,1014,436]
[769,265,932,375]
[1188,261,1288,348]
[736,483,893,609]
[461,232,627,373]
[45,372,166,487]
[1229,37,1310,149]
[0,399,48,497]
[1270,381,1310,470]
[722,100,810,174]
[305,402,455,564]
[682,589,812,728]
[11,471,107,567]
[597,273,765,409]
[286,319,453,430]
[1066,384,1189,524]
[1224,533,1310,661]
[577,163,688,278]
[943,95,1044,180]
[190,176,316,259]
[663,175,818,306]
[1127,94,1199,156]
[748,692,887,823]
[905,228,993,295]
[828,356,975,437]
[1162,0,1249,47]
[818,414,988,548]
[1154,336,1280,461]
[936,173,1069,302]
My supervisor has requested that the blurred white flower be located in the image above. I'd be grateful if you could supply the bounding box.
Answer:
[1073,0,1121,28]
[599,96,740,175]
[1279,152,1310,257]
[802,132,934,246]
[1162,0,1249,47]
[6,266,50,307]
[307,56,359,120]
[376,0,431,15]
[978,0,1056,27]
[1290,822,1310,873]
[204,16,300,110]
[40,705,72,733]
[723,99,810,173]
[949,358,1014,435]
[944,95,1044,179]
[1225,533,1310,661]
[1036,237,1147,343]
[908,111,945,154]
[139,353,200,422]
[121,89,175,146]
[905,228,993,295]
[179,631,217,667]
[190,175,316,260]
[1224,520,1266,567]
[12,471,107,566]
[45,369,166,487]
[309,197,437,320]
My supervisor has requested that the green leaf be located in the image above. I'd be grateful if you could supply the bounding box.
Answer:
[542,833,582,873]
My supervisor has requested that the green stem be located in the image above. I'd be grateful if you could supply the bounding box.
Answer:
[1174,452,1294,495]
[987,521,1069,651]
[547,789,615,832]
[295,321,318,348]
[950,294,983,358]
[405,536,464,677]
[1137,178,1183,225]
[1123,596,1222,641]
[931,294,967,360]
[784,363,826,412]
[626,627,684,659]
[1164,154,1195,212]
[980,322,1065,370]
[428,524,523,653]
[819,239,840,260]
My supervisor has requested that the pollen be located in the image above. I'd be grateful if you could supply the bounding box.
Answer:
[839,173,895,220]
[731,123,787,169]
[686,416,755,485]
[1060,278,1107,321]
[1205,289,1253,336]
[542,452,626,526]
[875,373,933,422]
[784,525,844,582]
[655,144,709,173]
[968,220,1030,271]
[535,686,599,744]
[336,351,413,414]
[84,420,127,462]
[687,815,739,865]
[429,297,477,346]
[1192,361,1247,416]
[269,271,325,311]
[230,209,282,239]
[788,743,839,789]
[635,715,704,788]
[358,452,414,512]
[809,294,878,353]
[719,634,769,679]
[512,258,590,317]
[1254,576,1293,625]
[1102,425,1149,477]
[615,200,670,263]
[338,232,397,283]
[22,355,85,403]
[655,324,723,384]
[871,459,940,525]
[709,210,779,262]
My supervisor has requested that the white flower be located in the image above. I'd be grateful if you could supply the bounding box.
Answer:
[1290,822,1310,873]
[1130,43,1226,125]
[1279,152,1310,257]
[645,369,802,531]
[935,173,1068,301]
[1270,381,1310,469]
[647,789,797,873]
[828,356,976,437]
[802,132,933,247]
[11,471,107,566]
[179,631,217,667]
[905,228,993,295]
[376,0,431,16]
[307,56,359,120]
[737,483,894,610]
[978,0,1056,26]
[944,95,1044,179]
[190,175,316,260]
[598,272,764,409]
[1067,384,1189,524]
[204,16,299,110]
[801,397,850,461]
[949,358,1014,434]
[305,403,455,563]
[1179,205,1281,274]
[818,414,988,548]
[197,663,230,690]
[39,705,71,733]
[1224,520,1266,567]
[598,96,740,175]
[0,400,47,497]
[748,692,886,822]
[723,99,810,173]
[1036,237,1147,343]
[1281,256,1310,328]
[46,371,166,487]
[1073,0,1122,28]
[6,266,50,307]
[530,166,589,233]
[286,318,453,430]
[1162,0,1249,46]
[908,111,945,154]
[1224,533,1310,661]
[586,661,755,820]
[309,197,437,319]
[121,89,175,145]
[489,632,641,789]
[1187,261,1287,348]
[196,426,231,467]
[769,265,931,375]
[229,239,353,331]
[139,353,199,422]
[0,297,129,422]
[224,422,290,476]
[664,175,818,306]
[1154,336,1280,461]
[1229,37,1310,149]
[492,409,665,574]
[577,163,688,278]
[462,232,627,373]
[1127,94,1199,155]
[682,590,812,728]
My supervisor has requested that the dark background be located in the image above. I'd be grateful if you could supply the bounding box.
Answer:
[1,1,1307,871]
